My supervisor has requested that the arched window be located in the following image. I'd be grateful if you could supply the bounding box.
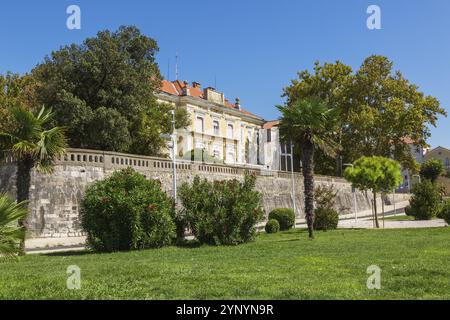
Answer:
[213,120,220,135]
[227,124,234,139]
[195,116,204,133]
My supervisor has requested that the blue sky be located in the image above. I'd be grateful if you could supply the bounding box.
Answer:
[1,0,449,148]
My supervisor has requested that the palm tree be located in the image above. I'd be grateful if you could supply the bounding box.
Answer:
[0,194,27,260]
[0,106,67,251]
[278,97,339,239]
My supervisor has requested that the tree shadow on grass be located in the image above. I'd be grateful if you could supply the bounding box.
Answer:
[43,249,95,257]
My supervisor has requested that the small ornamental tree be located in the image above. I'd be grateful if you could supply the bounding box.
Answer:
[420,159,444,183]
[344,156,402,228]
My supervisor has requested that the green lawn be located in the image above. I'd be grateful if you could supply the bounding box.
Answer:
[373,215,439,221]
[0,228,449,300]
[377,215,416,221]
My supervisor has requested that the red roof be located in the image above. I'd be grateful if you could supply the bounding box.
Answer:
[263,120,279,129]
[401,137,416,145]
[160,80,263,120]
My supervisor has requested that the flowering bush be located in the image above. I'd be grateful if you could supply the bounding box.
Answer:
[81,168,175,252]
[178,174,264,245]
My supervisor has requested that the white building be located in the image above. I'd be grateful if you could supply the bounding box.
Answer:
[157,80,284,170]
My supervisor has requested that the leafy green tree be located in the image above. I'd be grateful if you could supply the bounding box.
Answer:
[0,107,67,251]
[0,194,28,260]
[284,56,447,175]
[31,26,189,156]
[0,73,36,132]
[344,156,402,228]
[420,159,444,183]
[278,97,339,239]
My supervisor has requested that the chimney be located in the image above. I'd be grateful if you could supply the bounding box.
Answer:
[203,87,225,105]
[182,80,190,96]
[235,97,241,110]
[192,81,201,89]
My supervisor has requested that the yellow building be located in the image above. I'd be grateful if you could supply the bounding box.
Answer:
[158,80,281,169]
[424,146,450,172]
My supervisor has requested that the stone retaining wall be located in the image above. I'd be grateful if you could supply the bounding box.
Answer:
[0,148,402,238]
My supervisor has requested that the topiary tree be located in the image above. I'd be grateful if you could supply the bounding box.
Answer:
[420,159,444,183]
[344,156,402,228]
[81,168,175,252]
[265,219,280,234]
[268,208,295,231]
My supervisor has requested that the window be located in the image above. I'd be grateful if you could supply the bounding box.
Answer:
[213,120,220,135]
[267,128,272,142]
[257,131,260,164]
[195,116,204,133]
[227,124,234,139]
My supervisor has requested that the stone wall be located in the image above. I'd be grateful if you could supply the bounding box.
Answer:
[1,148,383,238]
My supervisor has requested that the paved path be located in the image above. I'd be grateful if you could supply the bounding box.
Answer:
[337,216,448,229]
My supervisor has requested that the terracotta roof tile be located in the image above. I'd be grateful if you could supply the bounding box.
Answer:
[263,120,279,129]
[160,79,263,121]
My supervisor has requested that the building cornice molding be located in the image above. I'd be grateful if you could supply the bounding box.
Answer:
[156,91,265,125]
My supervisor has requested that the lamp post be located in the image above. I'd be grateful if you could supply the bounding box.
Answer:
[343,163,358,223]
[280,141,297,228]
[290,141,297,228]
[160,110,177,205]
[171,110,177,203]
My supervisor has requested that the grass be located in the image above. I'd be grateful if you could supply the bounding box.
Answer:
[1,228,449,300]
[372,215,440,221]
[376,215,416,221]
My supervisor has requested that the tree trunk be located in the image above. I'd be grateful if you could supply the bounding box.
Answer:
[16,158,33,254]
[302,140,315,239]
[373,191,380,228]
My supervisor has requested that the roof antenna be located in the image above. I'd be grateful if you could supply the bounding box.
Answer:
[214,75,217,89]
[175,51,179,80]
[167,58,170,81]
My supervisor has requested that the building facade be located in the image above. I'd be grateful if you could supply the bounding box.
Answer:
[398,138,425,191]
[424,146,450,172]
[158,80,283,170]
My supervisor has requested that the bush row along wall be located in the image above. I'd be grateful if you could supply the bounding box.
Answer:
[0,148,390,238]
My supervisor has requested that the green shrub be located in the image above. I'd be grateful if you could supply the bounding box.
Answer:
[407,180,441,220]
[268,208,295,231]
[404,205,414,217]
[265,219,280,234]
[313,207,339,231]
[178,174,264,245]
[81,168,175,252]
[420,159,444,183]
[314,185,338,210]
[438,200,450,224]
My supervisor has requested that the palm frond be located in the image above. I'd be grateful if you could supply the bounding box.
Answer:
[35,126,67,173]
[0,194,27,261]
[278,97,340,155]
